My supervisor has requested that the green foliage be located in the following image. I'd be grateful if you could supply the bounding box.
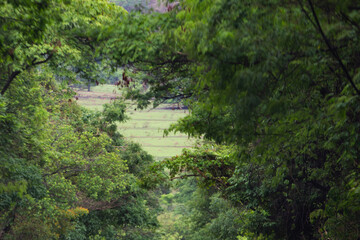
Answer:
[162,144,236,190]
[0,72,162,238]
[2,0,360,239]
[159,179,243,240]
[0,1,164,238]
[120,0,360,239]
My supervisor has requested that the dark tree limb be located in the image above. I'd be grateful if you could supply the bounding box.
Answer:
[307,0,360,97]
[1,53,53,95]
[340,11,360,33]
[1,70,21,95]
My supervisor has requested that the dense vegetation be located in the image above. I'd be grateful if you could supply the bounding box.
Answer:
[120,0,360,239]
[1,0,360,239]
[0,0,163,239]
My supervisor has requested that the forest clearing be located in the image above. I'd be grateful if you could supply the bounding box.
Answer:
[76,84,194,160]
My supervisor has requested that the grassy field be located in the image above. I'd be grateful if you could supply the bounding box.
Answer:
[75,84,194,160]
[75,85,121,111]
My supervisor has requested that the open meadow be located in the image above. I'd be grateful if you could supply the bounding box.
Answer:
[75,84,195,160]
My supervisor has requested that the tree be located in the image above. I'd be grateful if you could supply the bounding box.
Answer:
[0,0,126,95]
[119,0,360,238]
[0,0,63,95]
[0,1,164,238]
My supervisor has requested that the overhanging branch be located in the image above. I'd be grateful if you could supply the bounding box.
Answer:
[1,53,53,95]
[307,0,360,97]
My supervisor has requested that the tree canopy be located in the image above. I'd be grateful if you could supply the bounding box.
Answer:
[1,0,360,239]
[0,0,163,239]
[117,0,360,239]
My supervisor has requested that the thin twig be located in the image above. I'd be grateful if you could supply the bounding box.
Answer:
[307,0,360,96]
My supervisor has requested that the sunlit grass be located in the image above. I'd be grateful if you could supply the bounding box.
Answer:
[90,84,122,93]
[121,120,174,129]
[76,84,195,160]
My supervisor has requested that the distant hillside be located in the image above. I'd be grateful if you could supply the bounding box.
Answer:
[110,0,167,12]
